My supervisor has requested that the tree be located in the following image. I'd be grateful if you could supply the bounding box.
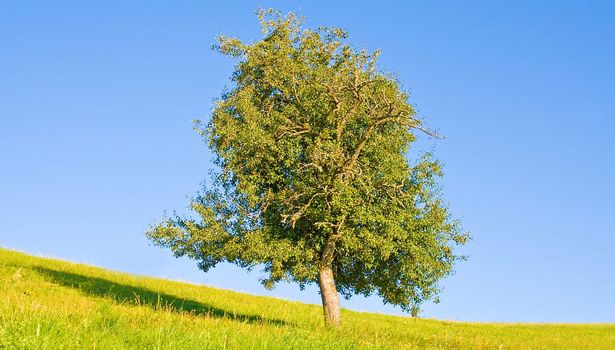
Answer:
[147,9,468,327]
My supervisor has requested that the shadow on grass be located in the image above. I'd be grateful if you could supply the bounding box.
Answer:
[34,267,288,327]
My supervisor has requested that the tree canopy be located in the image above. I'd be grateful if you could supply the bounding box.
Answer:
[147,9,468,326]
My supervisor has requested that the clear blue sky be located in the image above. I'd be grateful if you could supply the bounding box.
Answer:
[1,1,613,323]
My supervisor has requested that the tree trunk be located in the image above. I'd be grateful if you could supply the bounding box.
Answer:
[317,266,341,327]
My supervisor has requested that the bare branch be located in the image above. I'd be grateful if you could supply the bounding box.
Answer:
[412,124,445,139]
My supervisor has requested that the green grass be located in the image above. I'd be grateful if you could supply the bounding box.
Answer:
[0,248,613,349]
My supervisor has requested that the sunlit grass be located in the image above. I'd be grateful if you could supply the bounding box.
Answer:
[1,247,613,349]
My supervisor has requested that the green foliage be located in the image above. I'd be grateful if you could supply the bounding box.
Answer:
[2,248,614,350]
[147,9,468,315]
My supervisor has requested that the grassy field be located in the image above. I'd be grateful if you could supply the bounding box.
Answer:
[0,248,613,349]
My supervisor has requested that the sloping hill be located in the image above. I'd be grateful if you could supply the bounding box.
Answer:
[0,248,613,349]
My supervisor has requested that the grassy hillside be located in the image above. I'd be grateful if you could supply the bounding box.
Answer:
[0,248,613,349]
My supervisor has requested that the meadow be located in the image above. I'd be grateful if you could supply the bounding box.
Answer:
[0,247,613,349]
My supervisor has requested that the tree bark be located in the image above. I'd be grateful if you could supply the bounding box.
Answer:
[318,266,341,327]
